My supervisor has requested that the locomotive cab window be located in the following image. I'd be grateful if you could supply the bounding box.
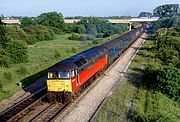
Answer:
[71,70,77,78]
[48,72,54,79]
[58,71,70,78]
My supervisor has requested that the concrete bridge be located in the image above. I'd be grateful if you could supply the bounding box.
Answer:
[2,18,158,30]
[1,19,21,25]
[64,18,159,30]
[64,18,158,24]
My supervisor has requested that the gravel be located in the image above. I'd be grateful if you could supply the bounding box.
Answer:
[55,33,147,122]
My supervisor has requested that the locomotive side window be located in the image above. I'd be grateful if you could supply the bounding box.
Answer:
[75,70,77,76]
[71,70,77,77]
[71,70,75,77]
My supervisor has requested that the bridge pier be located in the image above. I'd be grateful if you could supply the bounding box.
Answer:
[129,22,132,31]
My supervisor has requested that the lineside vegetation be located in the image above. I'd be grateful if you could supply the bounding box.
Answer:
[95,4,180,122]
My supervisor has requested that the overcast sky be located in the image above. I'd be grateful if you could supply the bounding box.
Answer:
[1,0,180,17]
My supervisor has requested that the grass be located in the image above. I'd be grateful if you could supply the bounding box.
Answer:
[132,89,180,122]
[0,33,120,100]
[95,39,180,122]
[95,81,137,122]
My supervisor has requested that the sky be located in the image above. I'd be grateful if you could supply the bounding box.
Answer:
[1,0,180,17]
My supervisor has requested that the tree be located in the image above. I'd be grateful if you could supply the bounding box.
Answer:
[37,11,64,30]
[157,66,180,101]
[75,25,86,34]
[20,17,34,28]
[0,18,10,48]
[6,41,28,63]
[139,12,152,18]
[153,4,179,17]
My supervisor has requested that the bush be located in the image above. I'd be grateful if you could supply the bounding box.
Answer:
[3,72,13,81]
[0,48,11,67]
[0,54,11,68]
[24,35,37,45]
[157,66,180,101]
[6,41,28,63]
[69,33,82,40]
[16,66,28,75]
[71,47,77,53]
[132,90,180,122]
[54,50,61,59]
[23,25,55,43]
[5,26,28,40]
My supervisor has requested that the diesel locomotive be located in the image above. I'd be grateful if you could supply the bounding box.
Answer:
[46,25,145,103]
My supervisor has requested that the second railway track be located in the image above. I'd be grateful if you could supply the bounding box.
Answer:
[0,87,46,122]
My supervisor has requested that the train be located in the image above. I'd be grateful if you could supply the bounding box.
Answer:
[46,25,145,103]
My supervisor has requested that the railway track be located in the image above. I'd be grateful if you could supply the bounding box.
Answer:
[29,103,68,122]
[0,87,46,121]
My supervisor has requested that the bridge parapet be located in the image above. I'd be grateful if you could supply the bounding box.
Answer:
[2,19,21,25]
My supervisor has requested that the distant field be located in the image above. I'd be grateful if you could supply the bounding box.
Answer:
[0,33,119,100]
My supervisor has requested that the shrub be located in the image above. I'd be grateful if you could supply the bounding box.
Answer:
[0,47,11,67]
[71,47,77,53]
[132,90,180,122]
[54,50,61,59]
[0,81,3,91]
[69,33,81,40]
[16,66,28,75]
[3,72,13,81]
[23,25,55,43]
[5,26,28,40]
[157,66,180,101]
[24,35,37,45]
[0,54,11,68]
[6,41,28,63]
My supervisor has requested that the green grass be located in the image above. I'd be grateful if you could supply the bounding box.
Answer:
[0,33,120,100]
[95,39,180,122]
[95,81,137,122]
[132,89,180,122]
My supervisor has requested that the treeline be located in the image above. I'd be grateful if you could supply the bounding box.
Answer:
[131,4,180,122]
[143,4,180,102]
[6,12,128,43]
[0,12,128,67]
[66,18,127,40]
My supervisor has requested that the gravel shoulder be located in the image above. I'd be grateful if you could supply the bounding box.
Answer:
[55,33,147,122]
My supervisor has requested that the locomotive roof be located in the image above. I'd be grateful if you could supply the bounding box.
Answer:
[48,46,106,71]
